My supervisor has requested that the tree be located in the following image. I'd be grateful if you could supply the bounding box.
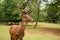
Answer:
[34,0,41,28]
[46,0,59,23]
[0,3,2,22]
[1,0,21,24]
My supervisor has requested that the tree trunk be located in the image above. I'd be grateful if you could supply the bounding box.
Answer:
[34,0,40,28]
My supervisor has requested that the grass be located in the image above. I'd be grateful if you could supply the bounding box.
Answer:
[0,22,60,40]
[28,22,60,29]
[0,25,10,40]
[24,34,60,40]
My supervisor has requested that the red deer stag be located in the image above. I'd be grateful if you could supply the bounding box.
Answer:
[9,3,33,40]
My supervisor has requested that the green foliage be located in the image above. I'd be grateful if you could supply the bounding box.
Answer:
[46,0,60,23]
[0,0,60,24]
[0,0,21,23]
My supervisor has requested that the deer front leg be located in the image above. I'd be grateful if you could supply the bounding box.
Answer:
[19,38,23,40]
[11,37,18,40]
[11,37,15,40]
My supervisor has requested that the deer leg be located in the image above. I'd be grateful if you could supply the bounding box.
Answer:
[14,37,18,40]
[13,38,17,40]
[20,38,23,40]
[11,37,18,40]
[15,38,18,40]
[11,37,14,40]
[19,38,23,40]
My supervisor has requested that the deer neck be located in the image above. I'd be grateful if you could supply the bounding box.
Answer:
[19,18,27,30]
[21,21,27,27]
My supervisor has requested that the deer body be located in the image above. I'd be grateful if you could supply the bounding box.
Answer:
[9,11,33,40]
[10,23,26,40]
[9,3,33,40]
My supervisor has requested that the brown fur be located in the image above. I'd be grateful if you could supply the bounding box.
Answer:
[9,11,33,40]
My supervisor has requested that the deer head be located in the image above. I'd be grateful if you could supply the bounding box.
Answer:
[22,7,33,22]
[17,3,33,22]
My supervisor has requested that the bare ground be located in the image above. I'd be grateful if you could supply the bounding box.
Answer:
[25,27,60,36]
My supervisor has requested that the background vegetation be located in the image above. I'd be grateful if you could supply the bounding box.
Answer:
[0,0,60,24]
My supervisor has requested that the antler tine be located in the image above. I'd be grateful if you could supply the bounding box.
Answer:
[17,2,23,10]
[17,2,31,14]
[22,7,31,14]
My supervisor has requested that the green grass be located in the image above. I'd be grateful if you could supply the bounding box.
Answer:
[0,25,10,40]
[24,34,60,40]
[0,22,60,40]
[28,22,60,29]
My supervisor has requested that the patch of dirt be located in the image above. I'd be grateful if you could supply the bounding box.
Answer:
[40,28,60,36]
[25,28,60,36]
